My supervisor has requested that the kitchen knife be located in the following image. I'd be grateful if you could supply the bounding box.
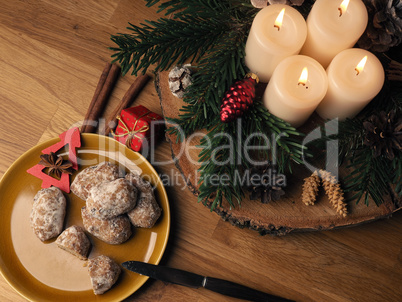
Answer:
[122,261,293,302]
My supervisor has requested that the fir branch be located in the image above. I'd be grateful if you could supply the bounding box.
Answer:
[393,157,402,197]
[309,102,401,206]
[111,16,234,76]
[335,118,366,165]
[111,0,256,76]
[328,110,401,206]
[344,148,394,206]
[145,0,256,19]
[112,0,401,210]
[197,102,306,210]
[244,103,307,173]
[167,21,251,136]
[197,122,244,210]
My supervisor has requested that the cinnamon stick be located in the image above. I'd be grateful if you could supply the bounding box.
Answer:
[102,73,151,136]
[81,63,121,133]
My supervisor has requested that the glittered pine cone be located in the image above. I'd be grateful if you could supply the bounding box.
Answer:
[220,74,258,123]
[363,109,402,160]
[251,0,268,8]
[267,0,305,6]
[358,0,402,52]
[168,65,193,98]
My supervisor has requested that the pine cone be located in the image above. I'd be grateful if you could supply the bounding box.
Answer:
[168,65,193,98]
[332,185,348,217]
[319,170,336,195]
[302,171,321,205]
[251,0,268,8]
[387,59,402,82]
[268,0,305,5]
[247,162,285,204]
[358,0,402,52]
[319,170,348,217]
[220,73,258,123]
[363,109,402,160]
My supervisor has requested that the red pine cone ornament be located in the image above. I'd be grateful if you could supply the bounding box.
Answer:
[220,73,259,123]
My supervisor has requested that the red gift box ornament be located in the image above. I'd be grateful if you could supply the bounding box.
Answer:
[112,105,163,152]
[114,114,149,149]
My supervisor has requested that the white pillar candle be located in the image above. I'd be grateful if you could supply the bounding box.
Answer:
[245,4,307,83]
[316,48,385,120]
[300,0,368,68]
[263,55,328,128]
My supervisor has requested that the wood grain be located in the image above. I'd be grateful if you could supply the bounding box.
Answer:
[0,1,401,302]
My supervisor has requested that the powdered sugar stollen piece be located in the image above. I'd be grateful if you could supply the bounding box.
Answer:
[70,161,120,200]
[81,206,132,245]
[125,172,153,193]
[86,178,137,220]
[127,190,162,228]
[55,225,91,260]
[30,186,66,241]
[88,255,121,295]
[125,174,162,228]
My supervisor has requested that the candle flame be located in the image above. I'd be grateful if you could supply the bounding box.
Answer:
[355,56,367,75]
[298,67,308,86]
[274,8,285,31]
[338,0,350,17]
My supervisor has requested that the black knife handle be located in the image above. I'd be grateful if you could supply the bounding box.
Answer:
[203,277,294,302]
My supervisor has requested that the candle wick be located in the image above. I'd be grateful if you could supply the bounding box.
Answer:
[274,24,280,31]
[355,68,360,76]
[338,7,343,17]
[298,82,308,89]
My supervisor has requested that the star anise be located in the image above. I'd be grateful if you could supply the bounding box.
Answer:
[363,110,402,160]
[39,152,74,179]
[246,162,286,204]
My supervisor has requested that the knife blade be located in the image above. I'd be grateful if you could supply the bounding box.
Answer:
[122,261,293,302]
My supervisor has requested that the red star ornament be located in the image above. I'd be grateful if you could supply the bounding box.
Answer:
[27,127,81,193]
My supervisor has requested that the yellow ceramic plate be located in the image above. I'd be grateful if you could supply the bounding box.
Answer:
[0,134,170,302]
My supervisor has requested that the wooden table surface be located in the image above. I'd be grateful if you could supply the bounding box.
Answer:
[0,1,401,301]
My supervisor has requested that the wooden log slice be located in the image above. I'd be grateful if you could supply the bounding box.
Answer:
[156,70,402,235]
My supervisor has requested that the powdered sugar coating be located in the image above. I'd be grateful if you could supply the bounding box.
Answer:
[71,161,120,200]
[125,172,153,193]
[88,255,121,295]
[30,187,66,241]
[81,206,132,245]
[86,178,137,220]
[127,190,161,228]
[55,225,91,260]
